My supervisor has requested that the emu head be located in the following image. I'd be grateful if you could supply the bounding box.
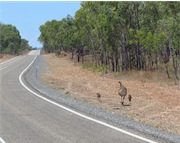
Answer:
[119,81,122,86]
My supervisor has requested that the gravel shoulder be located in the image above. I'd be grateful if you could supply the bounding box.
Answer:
[24,55,180,143]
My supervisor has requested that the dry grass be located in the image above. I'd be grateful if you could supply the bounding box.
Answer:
[0,54,15,63]
[41,53,180,135]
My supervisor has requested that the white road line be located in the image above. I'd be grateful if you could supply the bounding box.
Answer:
[0,137,6,143]
[0,56,18,66]
[19,55,157,143]
[28,50,41,55]
[0,67,8,71]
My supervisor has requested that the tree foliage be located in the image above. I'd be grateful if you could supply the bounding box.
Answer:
[0,23,32,54]
[38,2,180,79]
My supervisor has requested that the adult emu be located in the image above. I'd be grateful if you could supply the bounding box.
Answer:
[118,81,127,105]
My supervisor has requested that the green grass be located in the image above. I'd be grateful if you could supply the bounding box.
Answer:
[83,61,106,73]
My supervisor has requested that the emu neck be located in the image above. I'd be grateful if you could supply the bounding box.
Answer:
[119,83,122,87]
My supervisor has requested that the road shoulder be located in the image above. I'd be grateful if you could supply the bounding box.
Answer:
[23,55,180,143]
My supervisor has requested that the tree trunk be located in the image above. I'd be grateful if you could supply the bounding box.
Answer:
[164,63,170,78]
[136,41,141,70]
[172,50,179,80]
[77,48,80,62]
[110,54,115,72]
[115,50,119,72]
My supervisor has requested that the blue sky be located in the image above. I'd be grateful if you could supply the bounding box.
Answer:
[0,1,81,48]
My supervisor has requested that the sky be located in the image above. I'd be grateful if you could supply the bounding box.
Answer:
[0,1,81,48]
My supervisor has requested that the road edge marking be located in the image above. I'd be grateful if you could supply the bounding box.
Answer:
[0,57,19,143]
[0,56,19,66]
[19,55,157,143]
[0,67,8,71]
[0,137,6,143]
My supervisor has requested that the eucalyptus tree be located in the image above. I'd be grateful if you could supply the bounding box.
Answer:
[38,21,51,53]
[59,15,75,52]
[75,3,94,62]
[157,2,180,79]
[39,1,179,79]
[39,16,75,54]
[19,38,32,52]
[0,23,23,54]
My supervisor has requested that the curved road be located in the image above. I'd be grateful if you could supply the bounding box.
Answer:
[0,51,157,143]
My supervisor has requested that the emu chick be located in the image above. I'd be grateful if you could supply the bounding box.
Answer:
[97,93,101,98]
[128,94,132,103]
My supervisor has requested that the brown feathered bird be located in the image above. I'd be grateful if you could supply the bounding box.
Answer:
[97,93,101,102]
[118,81,127,105]
[128,94,132,105]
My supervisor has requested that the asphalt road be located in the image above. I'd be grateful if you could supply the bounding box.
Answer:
[0,51,157,143]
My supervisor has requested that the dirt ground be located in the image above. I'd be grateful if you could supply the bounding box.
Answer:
[41,53,180,135]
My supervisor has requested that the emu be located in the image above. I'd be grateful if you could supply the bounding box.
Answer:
[97,93,101,102]
[128,94,132,105]
[118,81,127,105]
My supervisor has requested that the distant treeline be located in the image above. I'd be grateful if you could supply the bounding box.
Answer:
[0,23,32,54]
[38,2,180,79]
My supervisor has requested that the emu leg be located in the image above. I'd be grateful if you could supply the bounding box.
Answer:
[122,96,125,105]
[121,96,123,105]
